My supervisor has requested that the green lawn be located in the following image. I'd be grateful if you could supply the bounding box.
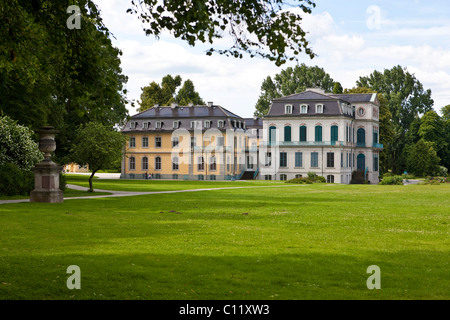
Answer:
[0,178,448,300]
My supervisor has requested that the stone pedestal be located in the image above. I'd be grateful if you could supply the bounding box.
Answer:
[30,127,64,203]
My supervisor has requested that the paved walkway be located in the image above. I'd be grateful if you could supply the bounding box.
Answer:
[0,184,306,205]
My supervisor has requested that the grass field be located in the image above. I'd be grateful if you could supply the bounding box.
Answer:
[0,175,448,300]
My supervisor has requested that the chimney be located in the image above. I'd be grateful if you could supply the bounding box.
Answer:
[171,102,177,109]
[207,102,213,107]
[188,102,194,107]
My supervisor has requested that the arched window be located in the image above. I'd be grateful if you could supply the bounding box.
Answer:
[142,156,148,170]
[284,126,291,142]
[129,156,135,170]
[155,156,161,170]
[280,174,287,181]
[299,126,307,142]
[331,125,338,143]
[269,126,276,144]
[327,175,335,183]
[357,128,366,145]
[315,125,322,142]
[357,154,365,171]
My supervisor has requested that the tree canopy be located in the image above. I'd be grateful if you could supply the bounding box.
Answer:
[254,64,336,117]
[0,0,129,164]
[71,122,127,192]
[139,75,205,112]
[356,65,434,174]
[128,0,317,66]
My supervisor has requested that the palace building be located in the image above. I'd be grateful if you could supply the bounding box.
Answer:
[121,89,382,183]
[258,88,383,184]
[121,102,256,180]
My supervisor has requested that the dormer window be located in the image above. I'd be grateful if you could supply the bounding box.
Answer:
[300,104,308,114]
[285,104,293,114]
[316,104,324,113]
[190,121,201,129]
[142,122,150,129]
[129,121,137,129]
[173,121,180,129]
[156,121,162,129]
[204,121,211,129]
[218,120,224,128]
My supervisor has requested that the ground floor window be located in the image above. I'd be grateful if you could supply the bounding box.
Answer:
[209,175,216,180]
[198,174,204,180]
[264,175,272,180]
[280,174,287,181]
[295,174,302,178]
[173,174,178,180]
[327,175,335,183]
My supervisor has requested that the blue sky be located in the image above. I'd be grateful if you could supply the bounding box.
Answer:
[95,0,450,118]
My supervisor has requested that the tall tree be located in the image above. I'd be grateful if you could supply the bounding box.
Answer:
[418,110,448,170]
[441,105,450,169]
[176,80,205,106]
[356,65,434,173]
[0,0,129,164]
[254,64,336,116]
[406,139,440,177]
[128,0,317,66]
[139,75,205,111]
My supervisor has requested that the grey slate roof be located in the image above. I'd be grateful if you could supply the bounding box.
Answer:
[122,104,244,133]
[266,90,376,118]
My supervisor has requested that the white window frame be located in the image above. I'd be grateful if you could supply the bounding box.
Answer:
[316,104,324,114]
[300,104,308,114]
[285,104,293,114]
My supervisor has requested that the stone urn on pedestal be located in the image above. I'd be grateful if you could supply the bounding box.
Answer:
[30,126,64,203]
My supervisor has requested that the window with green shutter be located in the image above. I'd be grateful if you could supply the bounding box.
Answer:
[284,126,291,142]
[315,125,322,142]
[299,126,307,142]
[331,125,338,143]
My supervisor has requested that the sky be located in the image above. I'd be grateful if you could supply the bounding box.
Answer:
[94,0,450,118]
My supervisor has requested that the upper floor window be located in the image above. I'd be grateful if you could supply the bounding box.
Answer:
[331,125,338,143]
[129,156,136,170]
[143,122,150,129]
[299,126,307,142]
[172,137,179,148]
[173,121,180,129]
[284,126,291,142]
[156,121,162,129]
[142,136,149,148]
[190,121,201,129]
[316,104,324,113]
[129,121,137,129]
[218,120,225,128]
[204,121,211,129]
[300,104,308,114]
[129,137,136,148]
[285,104,293,114]
[155,137,162,148]
[315,125,322,142]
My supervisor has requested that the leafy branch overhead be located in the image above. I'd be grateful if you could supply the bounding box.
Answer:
[128,0,316,66]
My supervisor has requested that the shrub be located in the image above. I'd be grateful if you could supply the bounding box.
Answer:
[286,177,312,184]
[0,115,43,170]
[378,175,403,185]
[0,162,34,196]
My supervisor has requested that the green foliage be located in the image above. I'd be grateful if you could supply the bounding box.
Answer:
[378,175,403,185]
[0,0,129,164]
[139,75,205,112]
[357,66,434,174]
[59,173,66,192]
[129,0,317,66]
[0,162,34,196]
[285,177,313,184]
[71,122,127,191]
[333,82,343,94]
[254,64,336,116]
[406,139,440,177]
[0,115,43,170]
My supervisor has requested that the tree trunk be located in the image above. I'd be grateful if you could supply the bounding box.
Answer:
[89,170,97,192]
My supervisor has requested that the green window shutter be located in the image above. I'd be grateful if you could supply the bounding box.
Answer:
[299,126,307,142]
[315,126,322,142]
[269,126,276,144]
[331,125,338,142]
[284,126,291,142]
